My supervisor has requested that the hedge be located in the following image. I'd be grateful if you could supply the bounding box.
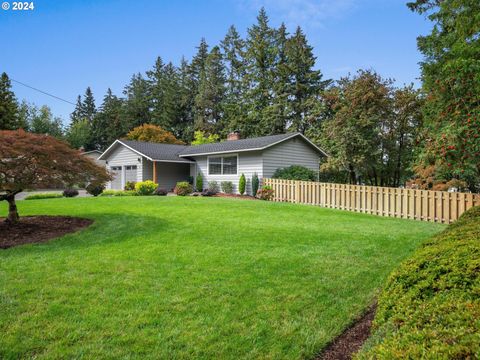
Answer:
[24,192,63,200]
[356,206,480,359]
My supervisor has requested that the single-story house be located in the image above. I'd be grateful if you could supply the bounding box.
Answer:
[98,132,326,195]
[81,150,106,167]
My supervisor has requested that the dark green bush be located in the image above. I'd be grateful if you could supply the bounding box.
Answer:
[356,206,480,359]
[196,173,203,192]
[239,173,246,195]
[273,165,317,181]
[174,181,193,196]
[124,181,136,191]
[208,181,219,194]
[252,173,259,196]
[221,181,234,194]
[86,183,105,197]
[63,189,79,198]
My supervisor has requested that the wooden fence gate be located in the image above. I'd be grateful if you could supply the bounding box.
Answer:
[263,178,480,224]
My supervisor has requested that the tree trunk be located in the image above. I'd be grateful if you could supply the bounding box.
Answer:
[5,194,19,224]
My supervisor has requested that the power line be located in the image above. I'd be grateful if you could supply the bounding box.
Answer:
[11,78,77,106]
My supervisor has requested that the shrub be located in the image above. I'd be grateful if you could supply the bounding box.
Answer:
[273,165,317,181]
[356,206,480,359]
[124,181,136,191]
[201,189,216,197]
[252,173,259,196]
[100,190,138,197]
[208,181,220,194]
[135,180,158,196]
[239,173,246,195]
[63,188,79,198]
[256,185,274,201]
[153,187,168,196]
[221,181,234,194]
[196,173,203,191]
[86,183,105,197]
[187,175,194,185]
[174,181,193,196]
[24,192,63,200]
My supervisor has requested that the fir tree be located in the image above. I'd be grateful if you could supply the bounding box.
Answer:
[70,95,83,124]
[0,72,20,130]
[82,87,96,123]
[123,73,152,128]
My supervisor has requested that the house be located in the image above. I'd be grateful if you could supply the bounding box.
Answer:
[98,132,326,194]
[81,150,106,167]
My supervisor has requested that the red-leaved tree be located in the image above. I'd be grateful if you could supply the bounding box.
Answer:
[0,130,111,224]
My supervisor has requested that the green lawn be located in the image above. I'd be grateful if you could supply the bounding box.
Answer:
[0,197,443,359]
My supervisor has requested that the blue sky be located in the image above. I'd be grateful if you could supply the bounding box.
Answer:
[1,0,431,123]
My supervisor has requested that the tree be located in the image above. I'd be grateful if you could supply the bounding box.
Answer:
[0,130,111,224]
[175,57,195,142]
[70,87,97,125]
[28,105,64,139]
[194,46,225,132]
[66,119,91,149]
[191,130,219,145]
[239,173,246,195]
[408,0,480,191]
[125,124,184,144]
[318,70,422,187]
[90,88,125,150]
[123,73,152,128]
[70,95,83,124]
[0,72,20,130]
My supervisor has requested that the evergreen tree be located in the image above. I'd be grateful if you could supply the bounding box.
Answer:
[286,26,326,134]
[175,57,195,142]
[66,119,91,149]
[82,87,96,123]
[0,72,20,130]
[146,56,166,126]
[194,46,225,132]
[29,105,64,139]
[220,25,247,135]
[90,88,125,149]
[70,95,83,124]
[243,8,277,137]
[123,73,152,128]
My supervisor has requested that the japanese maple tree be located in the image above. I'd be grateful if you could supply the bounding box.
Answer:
[0,130,111,224]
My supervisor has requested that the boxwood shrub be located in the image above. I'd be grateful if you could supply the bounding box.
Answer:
[356,206,480,359]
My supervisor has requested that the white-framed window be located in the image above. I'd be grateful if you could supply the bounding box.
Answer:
[208,155,238,175]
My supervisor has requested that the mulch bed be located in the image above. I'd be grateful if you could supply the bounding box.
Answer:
[317,304,376,360]
[0,216,93,249]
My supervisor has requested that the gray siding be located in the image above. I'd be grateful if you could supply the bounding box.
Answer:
[262,137,320,178]
[105,145,143,189]
[193,151,263,195]
[155,162,190,191]
[143,158,153,181]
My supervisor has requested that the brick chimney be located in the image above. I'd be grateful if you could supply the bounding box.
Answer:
[227,131,241,141]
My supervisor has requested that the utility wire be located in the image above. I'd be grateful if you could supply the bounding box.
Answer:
[11,78,77,106]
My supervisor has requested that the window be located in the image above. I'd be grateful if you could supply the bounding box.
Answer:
[125,165,137,170]
[111,166,122,171]
[208,155,238,175]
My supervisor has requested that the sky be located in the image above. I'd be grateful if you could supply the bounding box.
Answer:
[1,0,432,123]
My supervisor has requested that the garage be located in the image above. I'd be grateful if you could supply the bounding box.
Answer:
[110,166,122,189]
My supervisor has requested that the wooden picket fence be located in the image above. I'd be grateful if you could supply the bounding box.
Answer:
[263,178,480,224]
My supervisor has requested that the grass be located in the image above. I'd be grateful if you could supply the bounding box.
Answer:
[0,197,443,359]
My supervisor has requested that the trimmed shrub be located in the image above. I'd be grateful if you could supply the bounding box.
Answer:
[63,189,79,198]
[25,192,63,200]
[100,190,138,197]
[252,173,259,196]
[273,165,317,181]
[239,173,246,195]
[196,173,203,191]
[208,181,220,194]
[256,185,274,201]
[124,181,136,191]
[221,181,234,194]
[356,206,480,359]
[86,183,105,197]
[187,175,194,185]
[153,187,168,196]
[135,180,158,196]
[174,181,193,196]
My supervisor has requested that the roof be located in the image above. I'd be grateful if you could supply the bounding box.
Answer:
[179,132,327,157]
[81,150,102,155]
[99,133,326,162]
[98,140,194,163]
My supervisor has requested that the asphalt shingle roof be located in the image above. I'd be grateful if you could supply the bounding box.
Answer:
[119,140,192,162]
[178,133,300,156]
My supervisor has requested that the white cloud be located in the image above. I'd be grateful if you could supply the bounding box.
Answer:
[237,0,357,29]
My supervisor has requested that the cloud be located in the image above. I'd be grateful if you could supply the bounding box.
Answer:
[237,0,357,29]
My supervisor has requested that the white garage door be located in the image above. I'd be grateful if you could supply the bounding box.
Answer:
[110,166,122,189]
[125,165,137,183]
